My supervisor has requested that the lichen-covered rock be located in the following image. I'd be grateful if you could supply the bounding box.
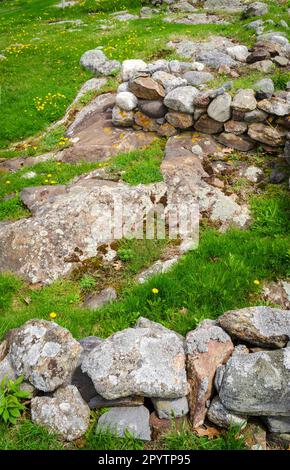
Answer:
[80,48,120,76]
[134,111,159,132]
[242,2,268,18]
[219,348,290,415]
[164,86,198,114]
[218,306,290,348]
[9,320,82,392]
[112,105,134,127]
[207,93,232,122]
[186,320,234,428]
[82,320,187,400]
[183,71,214,86]
[248,123,286,146]
[207,396,247,429]
[96,406,151,440]
[152,71,187,94]
[151,397,189,419]
[258,97,290,117]
[121,59,148,81]
[166,111,194,129]
[224,120,248,135]
[31,385,90,441]
[217,132,255,151]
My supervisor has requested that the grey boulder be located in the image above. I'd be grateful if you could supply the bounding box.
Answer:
[96,406,151,440]
[164,86,198,114]
[207,396,247,429]
[207,93,232,122]
[80,48,120,76]
[151,397,189,419]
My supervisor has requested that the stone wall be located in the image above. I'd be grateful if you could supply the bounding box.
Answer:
[112,58,290,160]
[2,305,290,447]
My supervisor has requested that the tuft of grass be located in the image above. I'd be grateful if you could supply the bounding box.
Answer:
[0,419,65,450]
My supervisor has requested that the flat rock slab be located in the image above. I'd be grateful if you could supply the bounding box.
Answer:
[96,406,151,441]
[164,13,229,25]
[218,306,290,348]
[82,320,188,400]
[31,385,90,441]
[219,348,290,415]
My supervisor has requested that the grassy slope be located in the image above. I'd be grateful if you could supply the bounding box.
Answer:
[0,0,290,451]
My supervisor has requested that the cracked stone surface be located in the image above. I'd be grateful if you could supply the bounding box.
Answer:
[218,306,290,348]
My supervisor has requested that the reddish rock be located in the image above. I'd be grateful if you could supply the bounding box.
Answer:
[149,412,189,441]
[186,320,234,429]
[224,120,247,135]
[217,132,256,151]
[129,76,165,100]
[166,112,194,129]
[194,115,223,134]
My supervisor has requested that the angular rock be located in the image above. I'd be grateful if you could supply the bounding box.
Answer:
[152,397,189,419]
[115,92,138,111]
[246,49,270,64]
[112,105,134,127]
[83,287,117,310]
[166,111,194,129]
[249,59,275,73]
[96,406,151,440]
[207,93,232,122]
[157,122,178,137]
[121,59,148,81]
[274,56,289,67]
[9,320,82,392]
[248,123,286,146]
[219,348,290,415]
[152,71,187,94]
[217,132,255,151]
[183,71,214,86]
[138,100,167,118]
[129,76,165,100]
[224,120,247,135]
[218,306,290,348]
[263,281,290,310]
[258,97,290,117]
[82,321,187,399]
[80,48,120,76]
[194,115,224,134]
[31,385,90,441]
[207,396,247,429]
[186,320,234,428]
[232,89,257,112]
[197,51,237,69]
[164,86,198,114]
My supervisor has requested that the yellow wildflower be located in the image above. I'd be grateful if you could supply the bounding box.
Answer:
[152,288,159,295]
[49,312,57,320]
[253,280,260,285]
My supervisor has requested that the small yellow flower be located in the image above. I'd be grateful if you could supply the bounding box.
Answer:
[5,180,11,184]
[253,279,260,285]
[47,174,52,178]
[50,180,57,184]
[44,179,49,183]
[49,312,57,320]
[152,288,159,295]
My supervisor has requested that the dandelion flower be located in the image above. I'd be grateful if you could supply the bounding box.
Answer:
[49,312,57,320]
[253,280,260,285]
[152,288,159,295]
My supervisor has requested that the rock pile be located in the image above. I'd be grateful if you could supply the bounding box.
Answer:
[2,307,290,446]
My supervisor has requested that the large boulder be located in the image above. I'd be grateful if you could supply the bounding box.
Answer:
[80,48,120,76]
[9,320,82,392]
[218,306,290,348]
[31,385,90,441]
[219,348,290,415]
[96,406,151,441]
[186,320,234,428]
[82,319,188,399]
